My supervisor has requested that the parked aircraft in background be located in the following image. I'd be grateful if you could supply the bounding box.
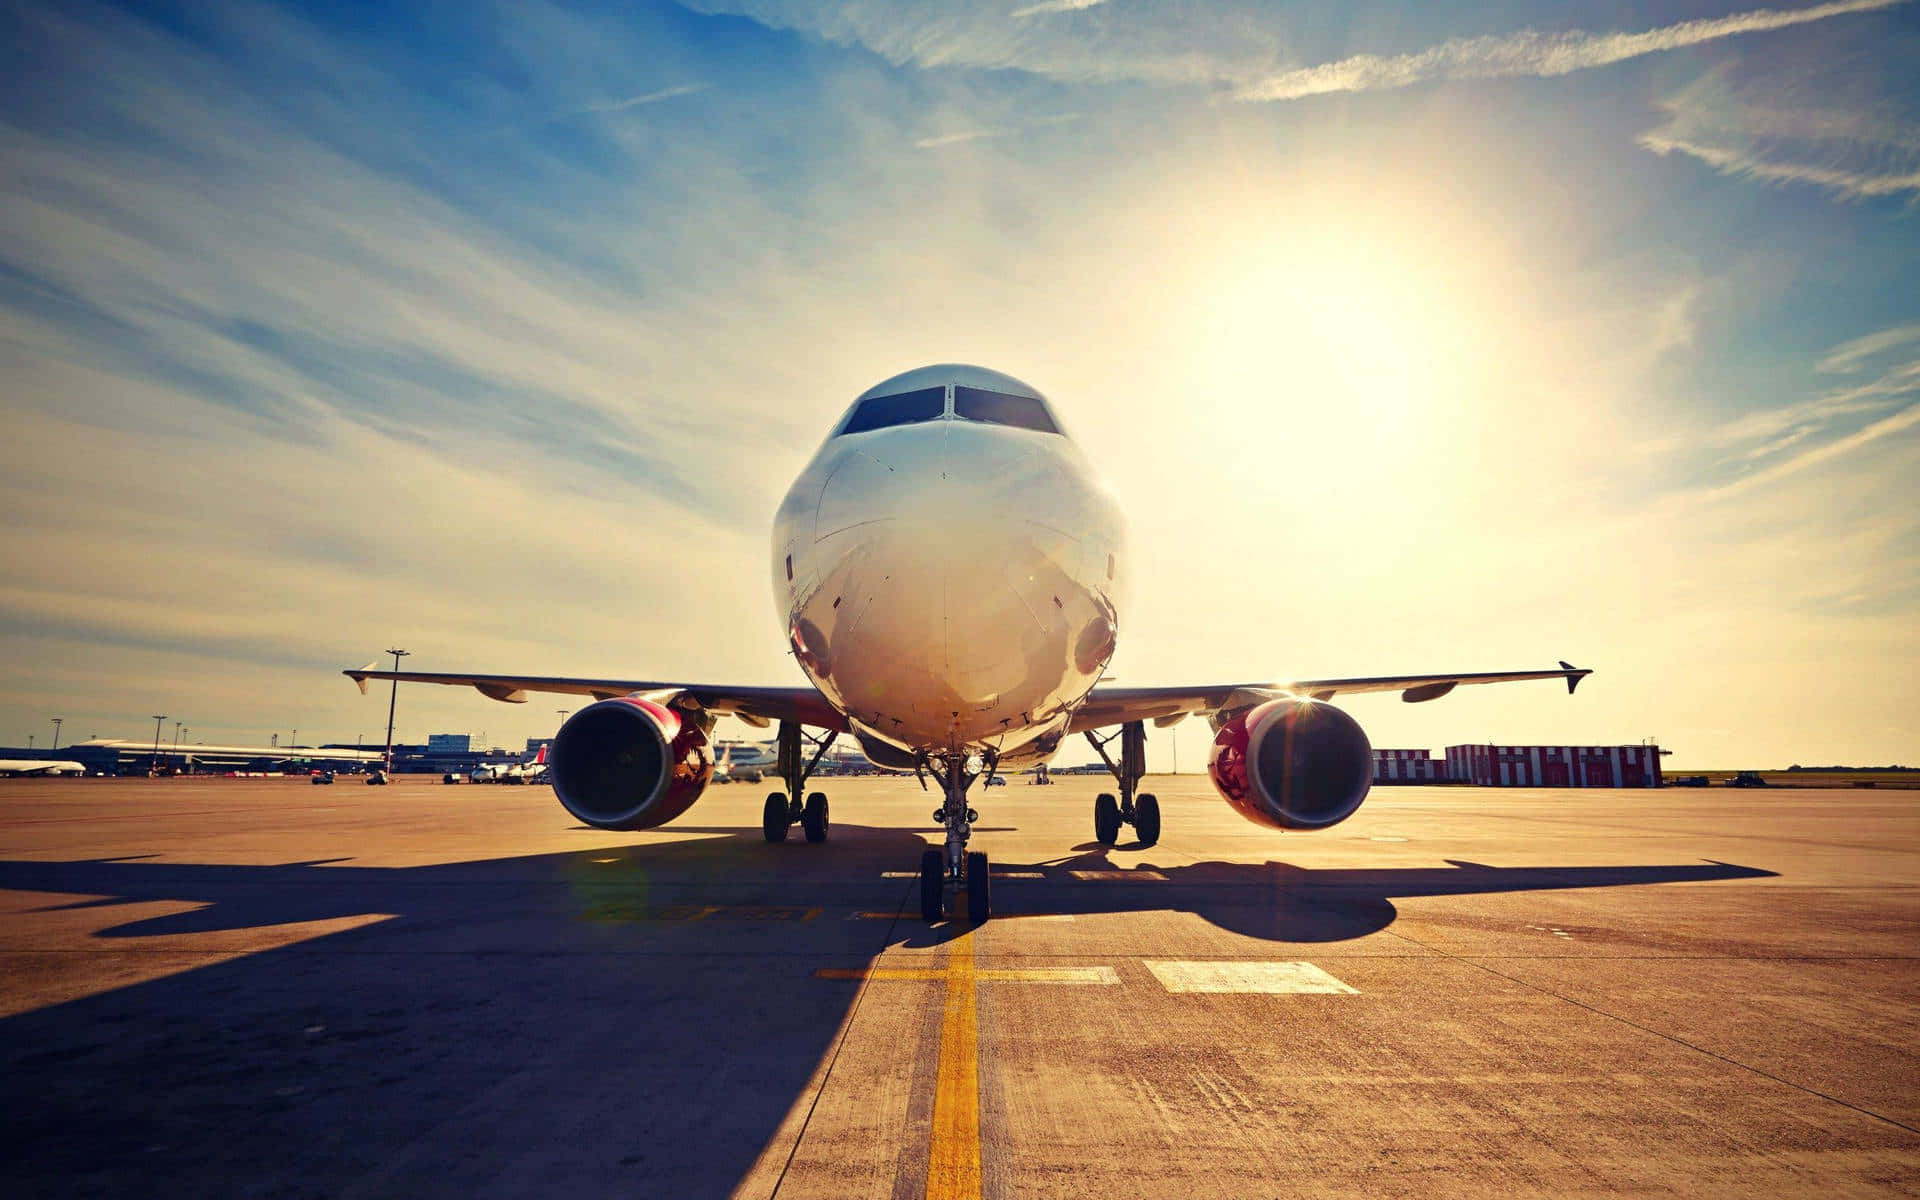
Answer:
[0,759,87,777]
[711,740,772,784]
[470,746,548,785]
[349,364,1587,922]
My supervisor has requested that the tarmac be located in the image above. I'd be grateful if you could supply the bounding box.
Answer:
[1,773,1915,1198]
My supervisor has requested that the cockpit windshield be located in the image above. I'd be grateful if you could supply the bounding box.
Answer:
[838,386,946,435]
[952,386,1060,434]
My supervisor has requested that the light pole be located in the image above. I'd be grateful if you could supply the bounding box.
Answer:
[50,717,63,751]
[383,648,409,776]
[172,723,185,772]
[150,715,166,776]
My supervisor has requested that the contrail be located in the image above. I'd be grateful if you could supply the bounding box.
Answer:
[1236,0,1906,102]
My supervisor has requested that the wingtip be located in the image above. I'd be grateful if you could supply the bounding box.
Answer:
[345,660,376,695]
[1559,661,1588,695]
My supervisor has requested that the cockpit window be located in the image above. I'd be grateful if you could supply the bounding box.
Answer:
[838,386,947,436]
[952,385,1060,434]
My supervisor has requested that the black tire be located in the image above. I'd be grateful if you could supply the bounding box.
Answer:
[802,792,829,843]
[919,848,945,922]
[1094,793,1122,845]
[762,792,790,843]
[1134,793,1161,847]
[966,851,991,924]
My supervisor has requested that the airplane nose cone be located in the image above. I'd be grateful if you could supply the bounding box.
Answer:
[797,421,1117,751]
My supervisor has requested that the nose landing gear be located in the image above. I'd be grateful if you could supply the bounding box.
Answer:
[1086,720,1160,848]
[761,721,837,844]
[917,753,993,922]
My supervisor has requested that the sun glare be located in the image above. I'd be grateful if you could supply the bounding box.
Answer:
[1184,232,1477,495]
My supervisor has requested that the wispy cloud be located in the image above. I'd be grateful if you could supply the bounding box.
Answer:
[913,111,1081,149]
[576,82,711,115]
[913,127,1012,149]
[1633,40,1920,201]
[1010,0,1107,19]
[1821,324,1920,373]
[1695,324,1920,496]
[1235,0,1907,102]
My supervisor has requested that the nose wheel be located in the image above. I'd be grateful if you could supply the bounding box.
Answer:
[914,754,993,921]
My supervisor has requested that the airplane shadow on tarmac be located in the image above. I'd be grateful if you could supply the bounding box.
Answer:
[0,826,1774,1197]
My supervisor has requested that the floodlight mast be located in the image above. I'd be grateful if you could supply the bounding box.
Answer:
[382,649,409,775]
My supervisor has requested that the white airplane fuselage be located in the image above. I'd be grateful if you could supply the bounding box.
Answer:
[772,365,1125,765]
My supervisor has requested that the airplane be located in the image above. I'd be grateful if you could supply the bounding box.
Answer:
[347,364,1589,923]
[709,740,773,784]
[470,746,548,785]
[0,759,87,776]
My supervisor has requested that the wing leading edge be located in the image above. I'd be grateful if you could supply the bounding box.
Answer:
[341,667,848,732]
[1067,662,1589,734]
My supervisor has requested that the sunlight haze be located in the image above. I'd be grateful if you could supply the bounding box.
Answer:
[1,0,1915,770]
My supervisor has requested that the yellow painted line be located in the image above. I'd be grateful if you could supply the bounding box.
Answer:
[1068,869,1167,881]
[927,929,980,1200]
[991,871,1044,879]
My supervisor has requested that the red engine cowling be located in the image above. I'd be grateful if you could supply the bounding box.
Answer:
[1208,698,1373,830]
[548,696,712,830]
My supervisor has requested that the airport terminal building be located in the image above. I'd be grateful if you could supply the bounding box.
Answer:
[1373,744,1664,787]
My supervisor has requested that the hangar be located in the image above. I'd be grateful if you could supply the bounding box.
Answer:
[1372,744,1665,787]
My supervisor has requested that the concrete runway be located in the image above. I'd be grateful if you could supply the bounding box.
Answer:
[1,774,1915,1197]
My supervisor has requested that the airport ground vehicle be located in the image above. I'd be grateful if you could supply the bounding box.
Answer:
[365,770,388,786]
[1728,771,1769,787]
[1673,775,1710,787]
[310,771,335,785]
[348,364,1587,922]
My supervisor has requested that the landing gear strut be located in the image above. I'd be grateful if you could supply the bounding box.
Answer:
[1085,720,1160,848]
[762,721,836,844]
[918,753,991,922]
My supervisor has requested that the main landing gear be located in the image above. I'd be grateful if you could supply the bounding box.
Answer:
[762,721,837,844]
[1086,720,1160,848]
[918,754,992,923]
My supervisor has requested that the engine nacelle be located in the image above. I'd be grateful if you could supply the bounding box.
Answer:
[1208,698,1373,831]
[549,696,712,830]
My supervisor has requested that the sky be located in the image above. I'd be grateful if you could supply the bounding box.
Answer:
[1,0,1916,770]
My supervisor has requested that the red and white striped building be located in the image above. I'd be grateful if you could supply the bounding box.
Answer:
[1371,748,1447,782]
[1443,744,1663,788]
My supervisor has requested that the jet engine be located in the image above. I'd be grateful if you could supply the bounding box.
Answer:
[549,696,712,830]
[1208,698,1373,830]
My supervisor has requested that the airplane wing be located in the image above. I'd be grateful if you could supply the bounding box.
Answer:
[343,667,849,732]
[1067,662,1589,734]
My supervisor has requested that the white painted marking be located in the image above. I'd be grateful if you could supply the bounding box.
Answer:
[882,871,918,878]
[1069,869,1167,881]
[1144,960,1358,995]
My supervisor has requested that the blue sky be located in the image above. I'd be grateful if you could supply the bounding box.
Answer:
[2,0,1916,766]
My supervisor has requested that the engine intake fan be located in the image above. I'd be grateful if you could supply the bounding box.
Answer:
[549,696,712,830]
[1208,698,1373,831]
